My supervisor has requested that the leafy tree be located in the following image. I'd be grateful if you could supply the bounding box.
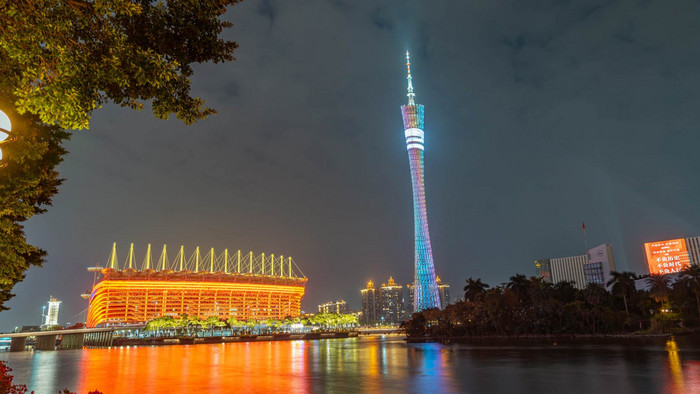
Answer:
[646,275,671,304]
[0,0,241,309]
[679,265,700,317]
[1,0,242,129]
[0,98,68,310]
[607,271,637,317]
[552,281,577,303]
[463,277,489,302]
[506,274,530,303]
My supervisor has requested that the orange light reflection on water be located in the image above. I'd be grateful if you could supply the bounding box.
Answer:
[77,341,309,393]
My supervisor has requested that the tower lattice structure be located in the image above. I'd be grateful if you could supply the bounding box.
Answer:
[401,51,441,312]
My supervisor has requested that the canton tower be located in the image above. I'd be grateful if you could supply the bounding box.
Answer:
[401,51,441,312]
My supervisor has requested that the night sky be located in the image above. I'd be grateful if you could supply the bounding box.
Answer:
[3,0,700,331]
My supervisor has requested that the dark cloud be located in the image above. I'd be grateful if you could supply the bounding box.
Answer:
[370,7,393,31]
[257,0,275,27]
[3,0,700,331]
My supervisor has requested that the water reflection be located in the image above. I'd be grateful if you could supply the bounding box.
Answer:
[667,338,685,392]
[2,335,700,393]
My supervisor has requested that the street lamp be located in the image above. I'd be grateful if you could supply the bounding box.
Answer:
[0,109,15,168]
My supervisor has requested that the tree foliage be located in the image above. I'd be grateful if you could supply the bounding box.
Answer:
[1,0,241,130]
[404,268,700,338]
[0,95,69,310]
[0,0,241,310]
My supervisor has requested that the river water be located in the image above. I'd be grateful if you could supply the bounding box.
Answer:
[2,335,700,393]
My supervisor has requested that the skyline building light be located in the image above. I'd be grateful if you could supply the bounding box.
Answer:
[360,280,381,326]
[318,300,349,314]
[401,51,441,312]
[44,296,61,327]
[436,276,450,307]
[380,277,404,325]
[644,236,700,274]
[536,243,617,289]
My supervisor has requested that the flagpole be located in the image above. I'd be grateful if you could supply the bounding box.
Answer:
[583,221,589,260]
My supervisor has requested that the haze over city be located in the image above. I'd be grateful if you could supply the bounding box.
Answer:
[3,0,700,333]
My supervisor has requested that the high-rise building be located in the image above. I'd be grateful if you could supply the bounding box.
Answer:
[44,296,61,327]
[380,277,404,325]
[536,244,617,289]
[318,300,349,314]
[436,277,450,307]
[401,51,441,312]
[584,244,617,286]
[644,236,700,274]
[360,281,381,326]
[687,236,700,265]
[404,283,415,320]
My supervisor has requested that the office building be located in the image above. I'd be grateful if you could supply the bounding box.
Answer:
[44,296,61,327]
[536,244,617,289]
[360,281,381,326]
[437,277,450,307]
[318,300,349,314]
[644,236,700,274]
[380,277,404,325]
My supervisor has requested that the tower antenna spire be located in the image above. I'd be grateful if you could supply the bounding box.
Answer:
[406,51,416,105]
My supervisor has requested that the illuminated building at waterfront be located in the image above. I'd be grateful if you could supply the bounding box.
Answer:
[401,51,441,312]
[536,243,617,289]
[404,277,448,318]
[380,277,404,325]
[437,277,450,307]
[44,297,61,326]
[360,280,380,326]
[644,236,700,274]
[318,300,349,314]
[85,243,307,327]
[404,282,414,320]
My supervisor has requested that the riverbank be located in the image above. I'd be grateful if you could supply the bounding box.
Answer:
[407,330,700,346]
[113,331,359,347]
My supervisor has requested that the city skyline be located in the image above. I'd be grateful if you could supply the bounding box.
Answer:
[3,1,700,332]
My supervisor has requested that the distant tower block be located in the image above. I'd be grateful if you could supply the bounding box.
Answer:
[401,51,441,312]
[45,296,61,326]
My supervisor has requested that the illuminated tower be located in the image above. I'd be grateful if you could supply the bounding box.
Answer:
[44,296,61,327]
[401,51,441,312]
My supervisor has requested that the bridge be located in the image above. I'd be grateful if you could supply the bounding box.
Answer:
[2,327,116,352]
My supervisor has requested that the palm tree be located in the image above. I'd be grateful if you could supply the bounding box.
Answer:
[680,265,700,317]
[553,281,577,303]
[463,277,489,302]
[646,274,671,304]
[607,271,637,317]
[528,277,554,305]
[506,274,530,302]
[583,283,608,335]
[583,283,608,307]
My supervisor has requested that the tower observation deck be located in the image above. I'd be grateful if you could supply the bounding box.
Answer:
[401,52,441,312]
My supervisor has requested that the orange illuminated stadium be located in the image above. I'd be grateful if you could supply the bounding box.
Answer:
[85,244,307,327]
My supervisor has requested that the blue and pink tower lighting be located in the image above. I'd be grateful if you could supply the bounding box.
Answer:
[401,51,441,312]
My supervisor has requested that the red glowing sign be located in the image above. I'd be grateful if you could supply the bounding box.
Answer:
[644,239,690,275]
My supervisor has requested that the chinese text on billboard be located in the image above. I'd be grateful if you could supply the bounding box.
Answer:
[644,239,690,275]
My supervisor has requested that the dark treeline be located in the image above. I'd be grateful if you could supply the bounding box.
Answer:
[403,266,700,338]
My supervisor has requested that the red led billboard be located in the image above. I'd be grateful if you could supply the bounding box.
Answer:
[644,238,690,275]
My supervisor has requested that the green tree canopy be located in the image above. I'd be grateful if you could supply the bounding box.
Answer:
[0,97,68,310]
[1,0,241,130]
[0,0,241,310]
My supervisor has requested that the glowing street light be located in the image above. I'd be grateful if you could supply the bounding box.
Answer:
[0,109,15,168]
